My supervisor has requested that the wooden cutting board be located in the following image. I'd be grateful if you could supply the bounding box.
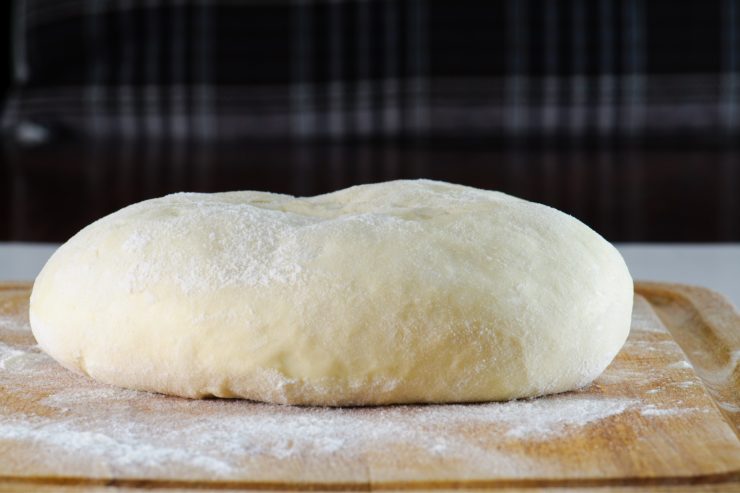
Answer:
[0,281,738,492]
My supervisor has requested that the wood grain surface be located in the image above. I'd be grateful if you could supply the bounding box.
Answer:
[0,282,738,492]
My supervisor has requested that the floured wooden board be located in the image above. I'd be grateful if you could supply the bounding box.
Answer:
[0,281,738,492]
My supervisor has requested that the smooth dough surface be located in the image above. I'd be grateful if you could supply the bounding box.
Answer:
[30,180,633,405]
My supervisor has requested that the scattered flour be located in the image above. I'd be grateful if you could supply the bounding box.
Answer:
[0,314,29,332]
[0,329,647,479]
[718,402,740,413]
[0,387,638,477]
[0,342,46,371]
[674,381,698,389]
[0,295,734,481]
[640,405,705,417]
[0,331,712,480]
[667,360,693,370]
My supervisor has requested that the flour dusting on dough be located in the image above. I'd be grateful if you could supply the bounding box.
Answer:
[30,180,635,405]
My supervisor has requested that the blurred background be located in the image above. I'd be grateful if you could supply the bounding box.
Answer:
[1,0,738,242]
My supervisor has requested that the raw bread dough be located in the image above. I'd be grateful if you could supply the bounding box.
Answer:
[30,180,633,405]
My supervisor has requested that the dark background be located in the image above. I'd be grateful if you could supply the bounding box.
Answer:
[1,1,738,242]
[1,3,10,115]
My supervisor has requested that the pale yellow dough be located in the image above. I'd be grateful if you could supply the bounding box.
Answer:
[30,180,633,405]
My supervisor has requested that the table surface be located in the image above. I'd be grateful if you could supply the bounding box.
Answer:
[1,281,739,490]
[1,243,739,308]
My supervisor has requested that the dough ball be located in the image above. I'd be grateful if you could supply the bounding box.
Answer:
[30,180,633,405]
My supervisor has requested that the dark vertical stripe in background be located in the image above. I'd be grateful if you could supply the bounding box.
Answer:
[506,0,528,134]
[723,0,739,133]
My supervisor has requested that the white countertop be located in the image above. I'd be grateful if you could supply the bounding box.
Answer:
[1,242,738,308]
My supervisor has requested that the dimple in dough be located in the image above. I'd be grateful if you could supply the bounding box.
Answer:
[30,179,633,406]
